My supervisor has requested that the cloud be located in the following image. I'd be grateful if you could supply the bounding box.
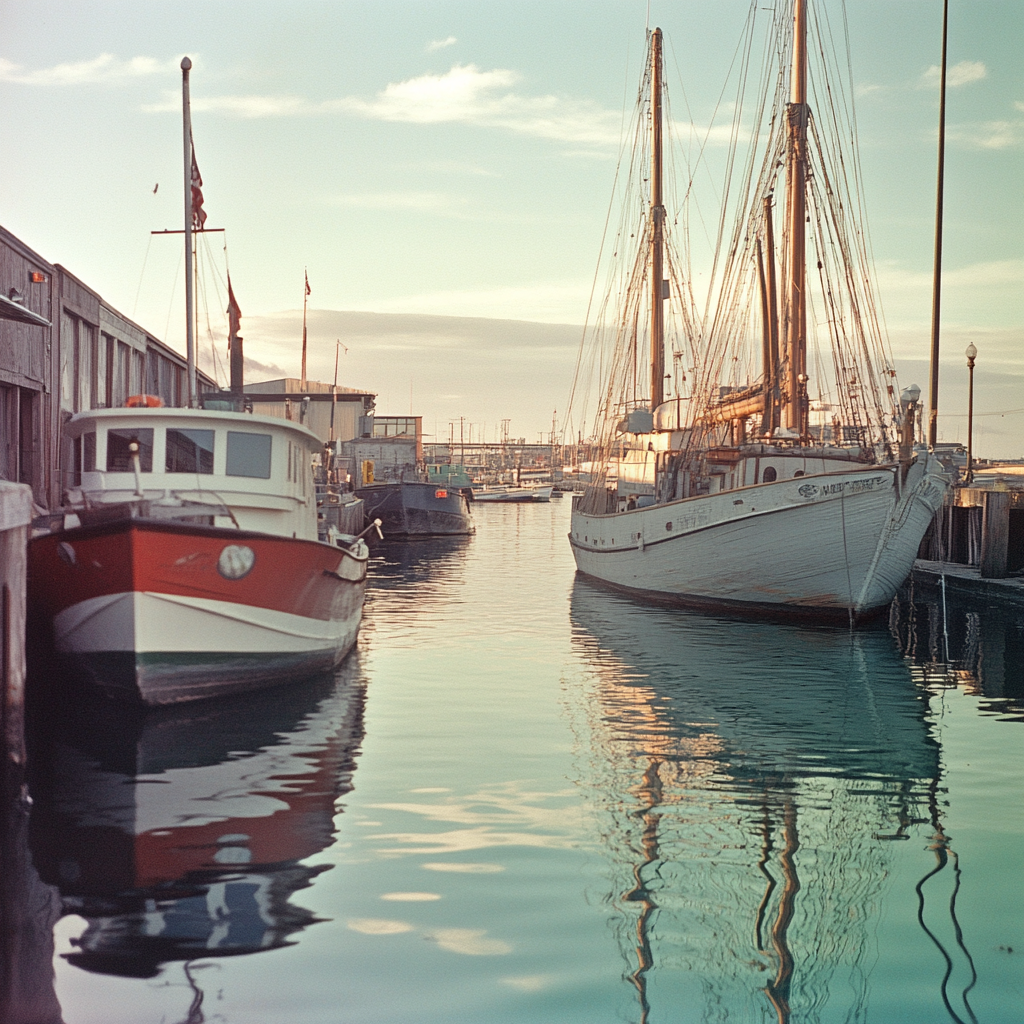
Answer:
[0,53,181,86]
[335,64,621,145]
[427,36,458,52]
[919,60,987,89]
[142,91,313,117]
[947,118,1024,150]
[141,63,623,146]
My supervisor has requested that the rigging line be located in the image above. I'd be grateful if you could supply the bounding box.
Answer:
[133,232,153,319]
[163,244,185,348]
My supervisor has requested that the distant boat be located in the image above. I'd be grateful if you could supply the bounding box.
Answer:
[568,8,947,621]
[29,406,370,704]
[354,480,474,538]
[473,484,553,503]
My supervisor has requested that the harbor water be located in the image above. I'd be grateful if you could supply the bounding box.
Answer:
[17,500,1024,1022]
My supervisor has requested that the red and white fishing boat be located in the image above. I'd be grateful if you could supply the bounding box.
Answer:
[29,404,370,704]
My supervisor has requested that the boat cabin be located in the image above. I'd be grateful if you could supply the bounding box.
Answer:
[62,407,320,540]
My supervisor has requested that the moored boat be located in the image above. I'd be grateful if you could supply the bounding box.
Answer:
[472,484,553,503]
[355,480,474,538]
[29,406,369,704]
[567,7,948,621]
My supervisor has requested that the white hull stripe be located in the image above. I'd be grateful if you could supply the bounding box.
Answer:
[55,591,361,655]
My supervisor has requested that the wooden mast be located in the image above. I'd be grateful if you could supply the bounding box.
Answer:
[927,0,949,448]
[783,0,808,436]
[649,28,666,414]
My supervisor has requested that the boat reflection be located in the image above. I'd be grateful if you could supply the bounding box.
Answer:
[569,578,965,1024]
[28,662,366,979]
[891,582,1024,721]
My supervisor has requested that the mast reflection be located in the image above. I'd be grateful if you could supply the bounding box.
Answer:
[569,578,949,1023]
[29,663,366,980]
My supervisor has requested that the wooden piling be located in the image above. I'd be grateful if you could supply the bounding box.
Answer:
[1,481,32,769]
[979,490,1010,579]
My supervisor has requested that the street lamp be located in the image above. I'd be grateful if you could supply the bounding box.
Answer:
[965,342,977,484]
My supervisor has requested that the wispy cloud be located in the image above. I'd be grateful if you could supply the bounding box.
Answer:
[919,60,987,89]
[426,36,457,52]
[0,53,181,86]
[335,65,621,145]
[143,64,623,146]
[142,91,312,116]
[948,118,1024,150]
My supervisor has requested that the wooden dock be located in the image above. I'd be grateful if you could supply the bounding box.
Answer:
[912,558,1024,608]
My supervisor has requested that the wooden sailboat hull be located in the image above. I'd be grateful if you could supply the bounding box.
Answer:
[569,456,947,620]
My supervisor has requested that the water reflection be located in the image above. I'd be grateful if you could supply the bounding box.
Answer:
[28,663,366,981]
[568,579,974,1024]
[892,581,1024,721]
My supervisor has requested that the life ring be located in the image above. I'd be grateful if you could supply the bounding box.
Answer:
[125,394,164,408]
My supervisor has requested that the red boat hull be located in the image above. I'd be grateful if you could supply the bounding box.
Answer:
[29,519,367,704]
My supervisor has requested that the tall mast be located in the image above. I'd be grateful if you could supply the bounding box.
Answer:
[783,0,808,436]
[927,0,949,448]
[649,28,666,414]
[181,57,196,407]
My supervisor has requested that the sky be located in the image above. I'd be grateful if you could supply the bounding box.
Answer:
[1,1,1021,452]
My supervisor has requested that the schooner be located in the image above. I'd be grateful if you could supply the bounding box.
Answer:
[567,1,948,621]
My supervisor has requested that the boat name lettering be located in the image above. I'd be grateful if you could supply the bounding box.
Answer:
[798,476,887,500]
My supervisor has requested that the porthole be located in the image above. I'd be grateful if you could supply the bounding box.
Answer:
[762,466,777,483]
[666,522,673,531]
[218,544,256,580]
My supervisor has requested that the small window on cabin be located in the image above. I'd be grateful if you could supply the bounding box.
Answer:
[166,428,215,474]
[762,466,777,483]
[83,432,96,473]
[226,431,272,479]
[794,470,805,478]
[107,428,154,472]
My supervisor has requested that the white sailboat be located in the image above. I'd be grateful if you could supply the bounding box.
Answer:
[568,3,948,621]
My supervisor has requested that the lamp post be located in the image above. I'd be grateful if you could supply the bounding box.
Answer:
[965,342,977,484]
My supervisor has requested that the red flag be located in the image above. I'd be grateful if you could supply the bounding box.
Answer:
[190,135,207,230]
[304,270,311,297]
[227,276,242,349]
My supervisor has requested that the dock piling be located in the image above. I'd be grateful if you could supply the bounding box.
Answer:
[979,490,1010,579]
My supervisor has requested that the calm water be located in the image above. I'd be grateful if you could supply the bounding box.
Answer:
[12,500,1024,1023]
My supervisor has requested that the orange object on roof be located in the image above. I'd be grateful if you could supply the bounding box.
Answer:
[125,394,164,408]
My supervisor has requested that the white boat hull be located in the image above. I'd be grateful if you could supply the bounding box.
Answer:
[569,456,947,619]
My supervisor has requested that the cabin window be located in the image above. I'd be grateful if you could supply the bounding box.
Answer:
[226,431,272,479]
[762,466,777,483]
[107,428,154,472]
[794,470,805,478]
[166,428,215,474]
[83,432,96,472]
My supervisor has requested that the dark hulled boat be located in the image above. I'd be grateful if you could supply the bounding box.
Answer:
[355,481,474,538]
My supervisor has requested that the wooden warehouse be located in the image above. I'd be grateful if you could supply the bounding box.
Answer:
[0,224,215,512]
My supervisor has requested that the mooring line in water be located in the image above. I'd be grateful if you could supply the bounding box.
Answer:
[941,573,950,664]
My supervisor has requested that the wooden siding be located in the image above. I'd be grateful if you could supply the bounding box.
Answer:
[1,225,215,510]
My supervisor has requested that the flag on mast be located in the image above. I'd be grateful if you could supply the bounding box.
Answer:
[305,271,311,296]
[190,133,207,230]
[227,277,242,347]
[227,275,244,393]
